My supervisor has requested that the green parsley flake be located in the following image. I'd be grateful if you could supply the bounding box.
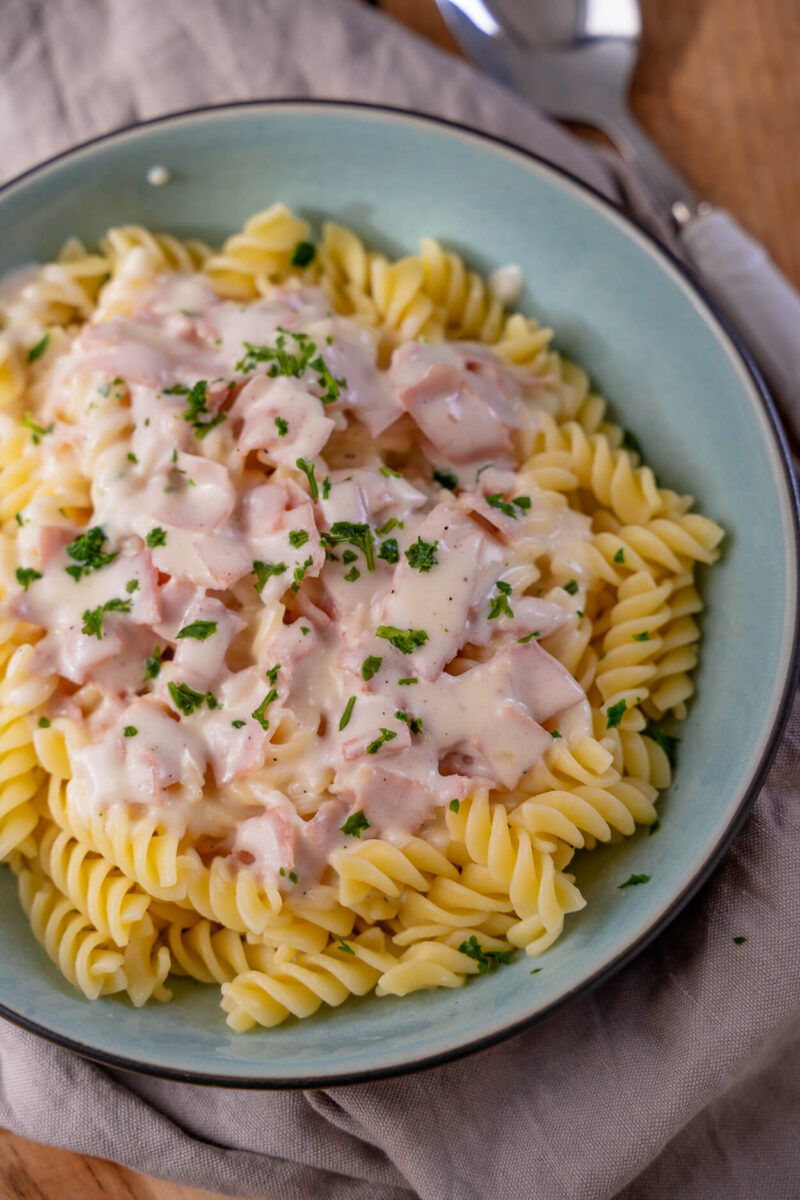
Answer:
[288,529,309,549]
[375,625,428,654]
[320,522,375,571]
[486,493,517,519]
[14,513,24,526]
[622,429,642,456]
[377,517,400,536]
[231,719,246,729]
[266,664,280,686]
[648,820,661,836]
[563,579,579,596]
[290,555,313,593]
[336,938,355,955]
[340,809,370,838]
[296,457,319,500]
[618,873,650,889]
[164,380,226,438]
[405,537,439,573]
[613,548,625,564]
[733,936,747,945]
[550,730,562,739]
[125,579,139,594]
[398,677,418,686]
[289,870,298,884]
[275,416,289,437]
[291,241,316,267]
[66,527,118,581]
[606,699,627,729]
[15,567,42,591]
[37,717,51,729]
[339,696,356,731]
[433,468,458,491]
[123,726,138,738]
[449,799,460,813]
[488,580,514,621]
[81,597,132,639]
[380,465,401,478]
[251,688,278,731]
[366,727,397,754]
[395,710,422,734]
[344,565,360,582]
[127,452,138,464]
[176,620,218,641]
[168,681,218,716]
[145,645,163,680]
[513,495,532,511]
[322,476,331,499]
[236,328,345,405]
[20,412,55,445]
[457,935,513,974]
[632,631,650,642]
[27,332,51,363]
[253,560,287,593]
[378,538,399,565]
[517,632,539,644]
[361,655,382,681]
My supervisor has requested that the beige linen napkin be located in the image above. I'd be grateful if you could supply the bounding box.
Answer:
[0,2,798,1198]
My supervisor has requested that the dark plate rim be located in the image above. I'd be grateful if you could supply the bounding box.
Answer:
[0,98,798,1089]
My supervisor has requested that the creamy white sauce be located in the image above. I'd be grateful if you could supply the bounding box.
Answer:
[12,268,593,894]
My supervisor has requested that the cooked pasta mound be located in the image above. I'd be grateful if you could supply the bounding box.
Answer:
[0,205,723,1028]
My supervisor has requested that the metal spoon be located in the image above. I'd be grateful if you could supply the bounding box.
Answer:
[436,0,800,438]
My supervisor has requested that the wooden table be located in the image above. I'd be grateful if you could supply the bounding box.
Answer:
[2,2,798,1197]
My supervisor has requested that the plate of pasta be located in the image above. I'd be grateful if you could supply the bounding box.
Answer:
[0,102,796,1086]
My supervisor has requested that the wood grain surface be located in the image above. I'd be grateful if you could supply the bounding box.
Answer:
[2,2,798,1197]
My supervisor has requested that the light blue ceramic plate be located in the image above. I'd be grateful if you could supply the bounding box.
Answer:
[0,103,797,1087]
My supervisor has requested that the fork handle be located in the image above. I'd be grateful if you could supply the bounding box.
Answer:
[679,207,800,445]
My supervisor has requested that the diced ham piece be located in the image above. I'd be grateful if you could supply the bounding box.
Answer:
[172,596,246,686]
[389,341,520,465]
[308,317,403,435]
[204,667,277,784]
[338,694,411,761]
[233,375,335,464]
[232,793,300,880]
[337,760,464,835]
[148,451,236,532]
[75,318,224,390]
[327,467,427,521]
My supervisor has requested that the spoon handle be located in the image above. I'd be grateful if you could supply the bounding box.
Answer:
[679,207,800,446]
[594,104,695,213]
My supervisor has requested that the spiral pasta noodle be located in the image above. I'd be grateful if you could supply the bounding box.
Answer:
[0,206,722,1032]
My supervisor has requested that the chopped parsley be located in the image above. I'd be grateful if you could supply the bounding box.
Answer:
[380,465,400,478]
[605,699,627,729]
[377,517,400,536]
[405,537,439,573]
[288,529,309,549]
[342,550,358,564]
[322,475,331,499]
[300,626,310,635]
[489,580,514,621]
[168,681,218,715]
[433,468,458,491]
[27,332,50,363]
[296,457,319,500]
[361,655,382,681]
[395,710,422,734]
[647,725,679,766]
[266,664,280,686]
[563,579,579,596]
[14,513,24,526]
[288,871,298,884]
[145,645,163,680]
[376,625,428,655]
[449,799,460,813]
[518,632,539,643]
[398,677,417,686]
[123,726,138,738]
[622,429,642,456]
[177,620,218,641]
[163,380,226,438]
[485,493,517,519]
[344,565,360,582]
[339,696,356,731]
[618,873,650,889]
[253,560,287,593]
[231,719,246,729]
[340,809,370,838]
[81,597,132,639]
[290,555,313,593]
[513,495,532,511]
[127,452,138,464]
[65,527,117,581]
[378,538,399,565]
[20,412,55,445]
[275,416,289,437]
[37,717,51,729]
[336,938,355,955]
[291,240,316,267]
[235,329,345,405]
[366,727,397,755]
[457,935,513,974]
[733,936,747,945]
[15,567,42,591]
[251,687,278,731]
[550,730,562,739]
[632,631,650,642]
[648,820,661,836]
[613,548,625,564]
[145,527,167,549]
[125,579,139,594]
[320,522,375,571]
